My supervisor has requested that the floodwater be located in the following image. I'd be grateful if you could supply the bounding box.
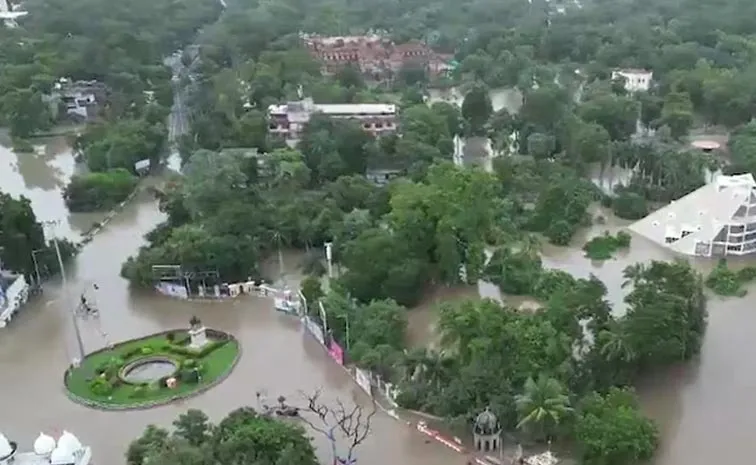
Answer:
[2,137,756,465]
[0,141,461,465]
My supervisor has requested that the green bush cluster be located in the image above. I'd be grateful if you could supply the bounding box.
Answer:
[583,231,632,260]
[705,259,756,297]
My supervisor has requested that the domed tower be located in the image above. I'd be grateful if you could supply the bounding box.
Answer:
[34,433,56,458]
[473,407,501,453]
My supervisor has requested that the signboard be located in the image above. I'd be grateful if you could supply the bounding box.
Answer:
[328,340,344,366]
[155,282,188,299]
[354,368,372,396]
[303,316,325,346]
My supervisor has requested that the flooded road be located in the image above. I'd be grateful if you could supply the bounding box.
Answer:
[0,142,461,465]
[2,137,756,465]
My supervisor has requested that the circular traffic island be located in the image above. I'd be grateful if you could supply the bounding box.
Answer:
[64,323,240,410]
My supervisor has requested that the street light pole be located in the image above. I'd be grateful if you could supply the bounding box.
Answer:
[44,220,85,366]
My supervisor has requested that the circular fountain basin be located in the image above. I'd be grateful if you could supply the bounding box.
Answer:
[120,357,179,383]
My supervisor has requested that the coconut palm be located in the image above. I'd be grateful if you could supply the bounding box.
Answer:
[515,375,573,440]
[598,325,637,364]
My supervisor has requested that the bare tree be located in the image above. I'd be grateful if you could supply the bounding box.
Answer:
[283,389,377,465]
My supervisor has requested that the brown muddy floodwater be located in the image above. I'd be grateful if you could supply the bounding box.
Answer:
[1,140,756,465]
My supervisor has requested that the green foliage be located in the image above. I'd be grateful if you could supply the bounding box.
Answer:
[0,192,78,278]
[611,191,649,220]
[583,231,632,260]
[299,276,324,311]
[127,408,317,465]
[75,117,167,173]
[575,388,659,465]
[63,169,138,212]
[705,259,756,297]
[515,375,573,440]
[89,377,114,396]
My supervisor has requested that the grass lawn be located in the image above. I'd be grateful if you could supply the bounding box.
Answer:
[65,330,240,408]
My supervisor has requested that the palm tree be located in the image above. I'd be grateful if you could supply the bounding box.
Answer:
[598,326,637,364]
[515,375,573,441]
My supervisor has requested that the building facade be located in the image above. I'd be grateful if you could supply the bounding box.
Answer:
[267,98,397,141]
[611,68,653,92]
[301,33,453,79]
[0,272,28,327]
[630,174,756,256]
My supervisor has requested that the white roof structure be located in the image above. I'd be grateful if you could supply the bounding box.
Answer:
[0,433,13,458]
[268,99,395,116]
[33,433,55,456]
[0,432,91,465]
[629,174,756,256]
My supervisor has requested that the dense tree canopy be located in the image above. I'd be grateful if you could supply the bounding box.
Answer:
[126,408,318,465]
[0,193,77,280]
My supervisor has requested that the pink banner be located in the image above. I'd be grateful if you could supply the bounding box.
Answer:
[328,340,344,365]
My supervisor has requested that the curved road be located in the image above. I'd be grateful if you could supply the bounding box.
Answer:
[0,188,461,465]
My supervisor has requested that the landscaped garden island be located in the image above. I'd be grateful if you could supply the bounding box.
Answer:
[64,316,240,409]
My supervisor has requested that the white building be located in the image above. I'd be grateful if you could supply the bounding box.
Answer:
[0,431,92,465]
[267,98,397,141]
[47,78,106,121]
[0,271,29,328]
[0,0,27,27]
[629,174,756,256]
[611,68,653,92]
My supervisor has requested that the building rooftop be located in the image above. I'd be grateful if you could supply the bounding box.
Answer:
[0,431,91,465]
[613,68,652,75]
[629,173,756,254]
[268,101,396,115]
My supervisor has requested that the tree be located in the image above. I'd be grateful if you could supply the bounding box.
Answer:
[3,88,52,138]
[0,192,77,279]
[515,375,573,441]
[300,275,324,311]
[63,169,138,212]
[127,407,318,465]
[659,91,694,139]
[579,92,639,141]
[292,390,377,465]
[575,388,659,465]
[461,84,493,135]
[172,409,211,446]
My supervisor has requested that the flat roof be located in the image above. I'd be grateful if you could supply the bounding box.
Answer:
[691,140,721,150]
[268,102,395,115]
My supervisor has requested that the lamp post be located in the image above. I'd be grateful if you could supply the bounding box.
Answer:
[44,220,85,366]
[334,313,350,351]
[31,248,46,287]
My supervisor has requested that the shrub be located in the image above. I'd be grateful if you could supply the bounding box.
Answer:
[63,169,138,213]
[123,347,143,359]
[90,377,113,396]
[583,231,632,260]
[180,369,201,384]
[140,346,154,355]
[166,332,175,342]
[131,386,147,398]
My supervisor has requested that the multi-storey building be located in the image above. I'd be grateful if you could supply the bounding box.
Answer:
[301,33,453,79]
[630,174,756,256]
[267,98,397,141]
[611,68,653,92]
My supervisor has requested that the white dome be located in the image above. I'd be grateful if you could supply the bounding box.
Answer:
[0,433,13,458]
[50,446,75,465]
[57,431,82,453]
[34,433,56,455]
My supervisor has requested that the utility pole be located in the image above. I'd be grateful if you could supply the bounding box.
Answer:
[45,220,86,366]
